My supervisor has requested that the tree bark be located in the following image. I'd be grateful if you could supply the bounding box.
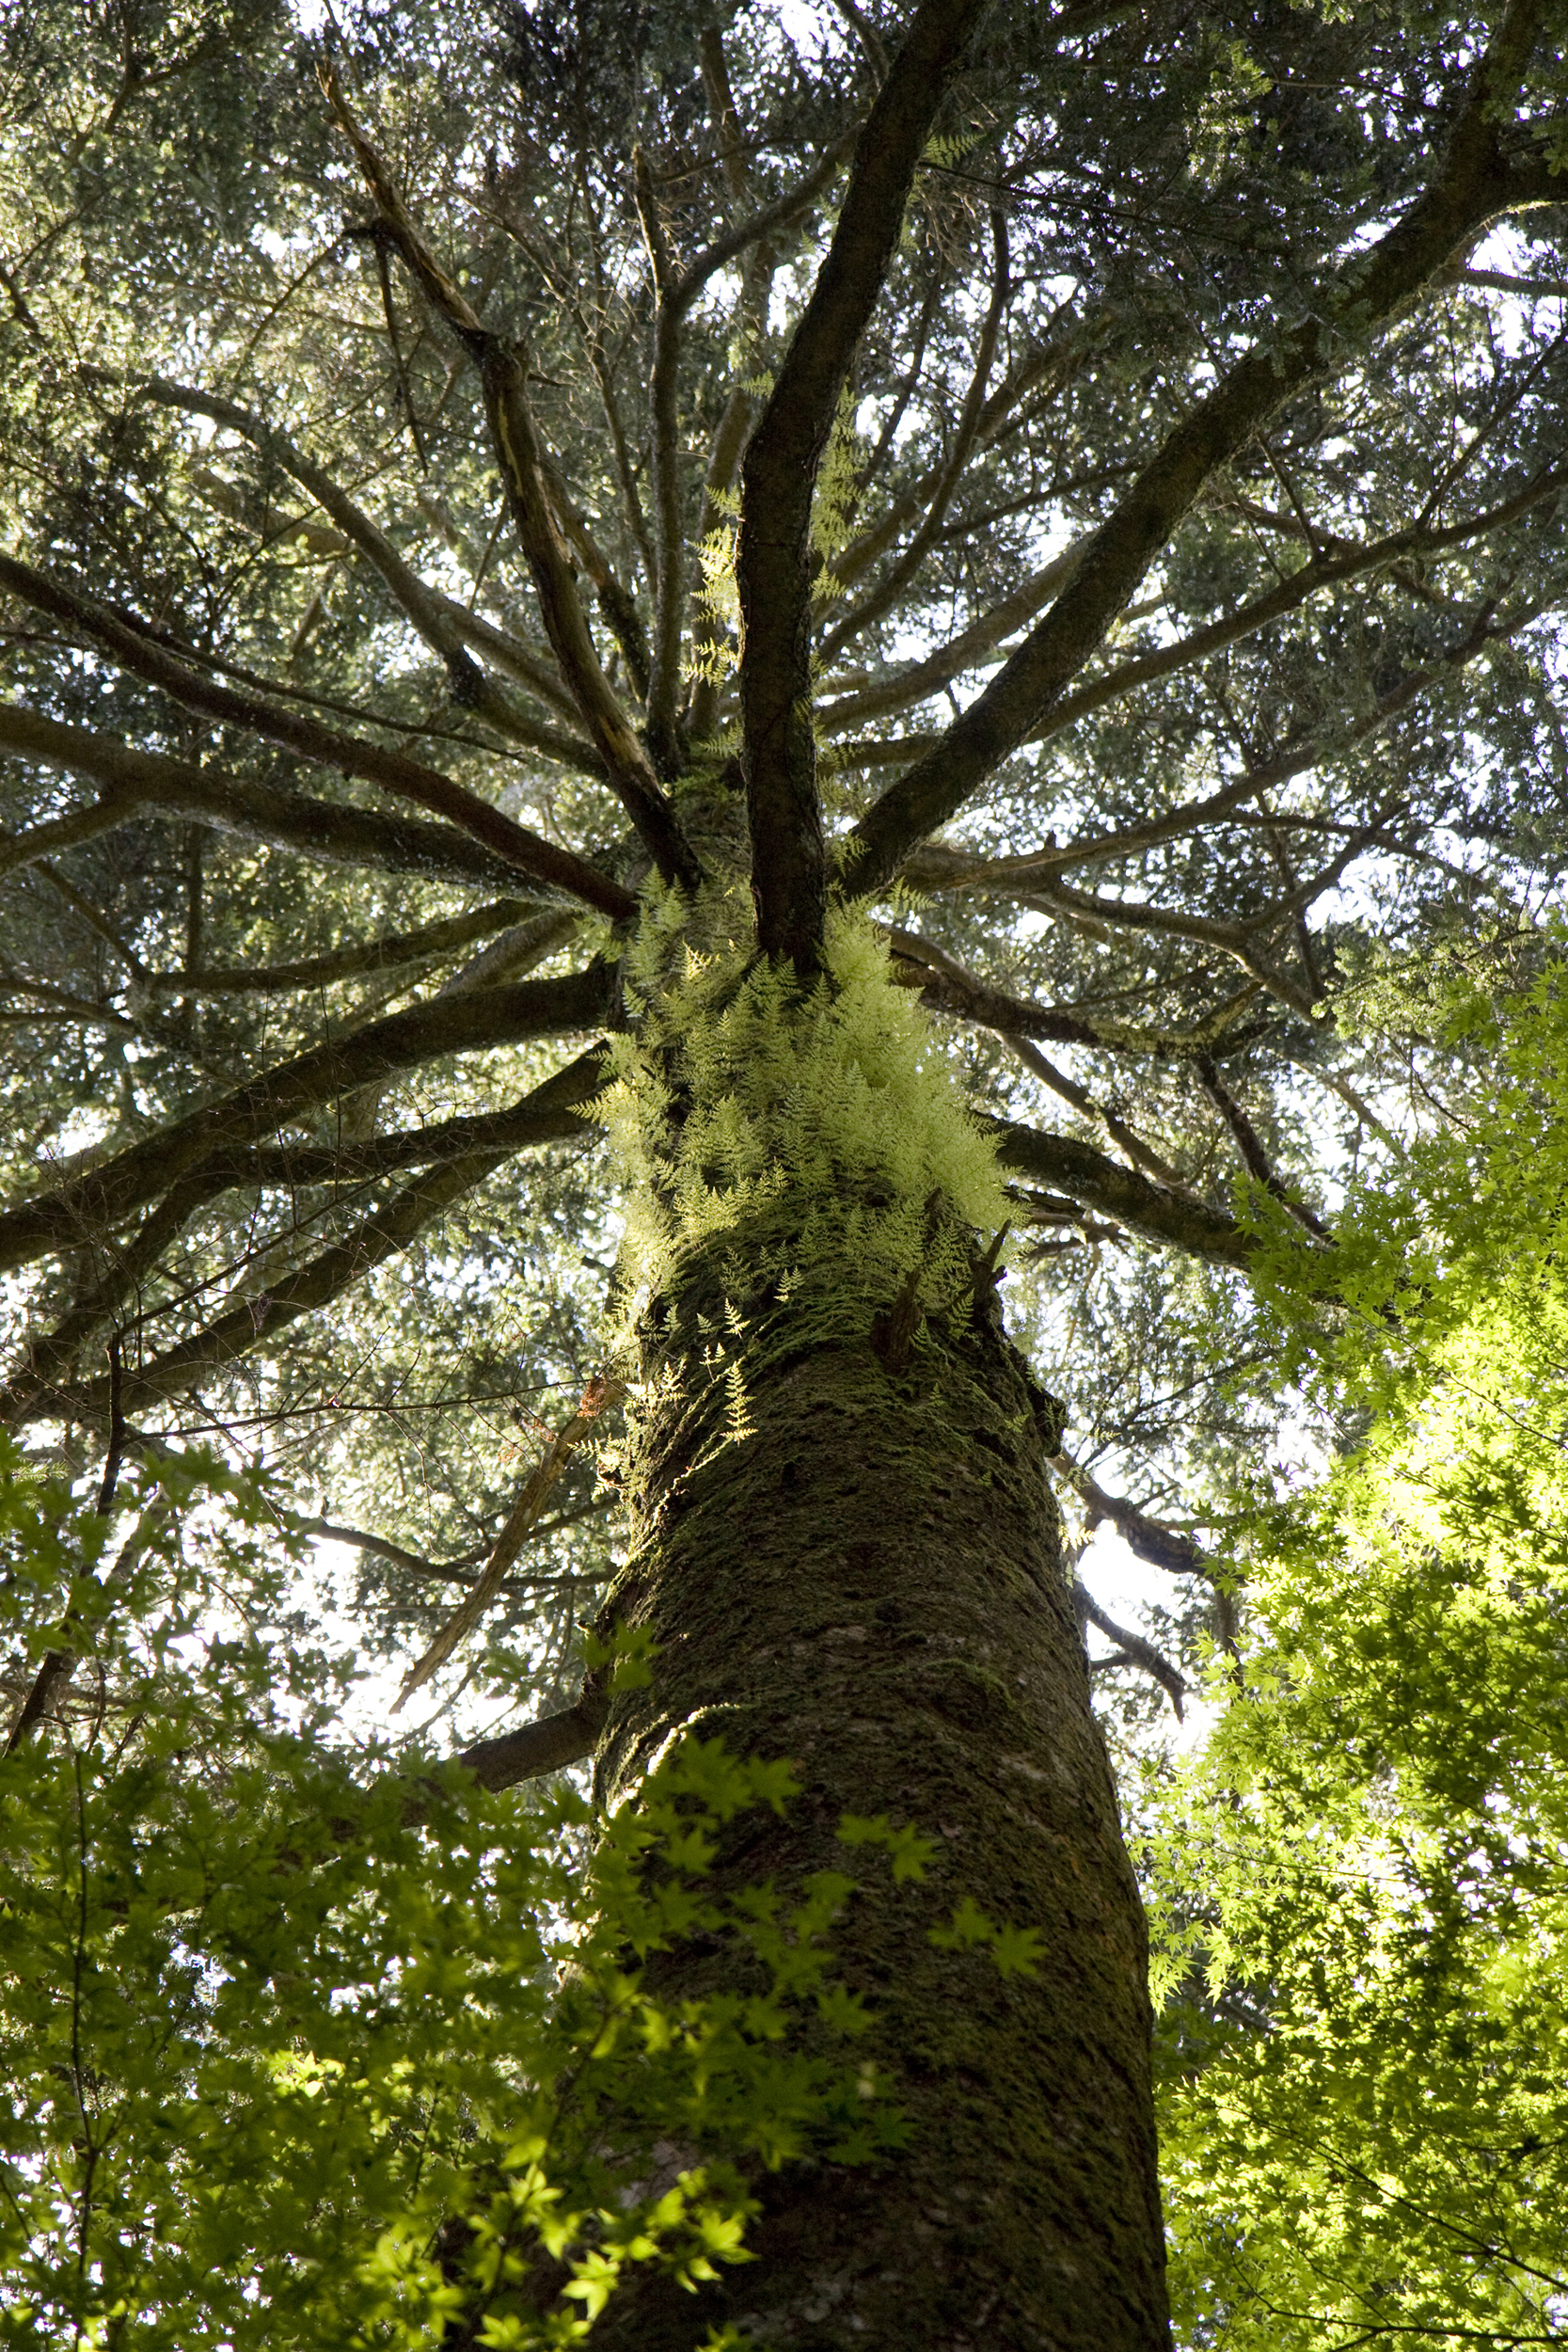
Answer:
[589,1215,1170,2350]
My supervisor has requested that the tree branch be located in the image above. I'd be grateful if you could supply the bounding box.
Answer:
[1054,1445,1214,1581]
[887,926,1196,1184]
[393,1375,624,1708]
[845,3,1556,894]
[737,0,993,967]
[990,1120,1258,1269]
[0,965,616,1274]
[34,1145,531,1428]
[892,609,1512,904]
[2,1052,610,1427]
[1073,1580,1187,1718]
[818,203,1010,666]
[1016,802,1410,1020]
[1194,1054,1332,1240]
[1007,1036,1190,1192]
[450,1685,607,1791]
[819,298,1085,615]
[134,899,534,996]
[818,539,1085,733]
[998,461,1568,765]
[0,561,636,917]
[322,72,701,891]
[643,128,862,764]
[0,704,561,896]
[125,374,603,769]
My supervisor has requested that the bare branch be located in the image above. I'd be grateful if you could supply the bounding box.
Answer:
[1006,466,1568,763]
[1,1051,610,1427]
[634,143,688,778]
[393,1375,624,1708]
[1054,1445,1214,1581]
[135,900,534,996]
[821,298,1085,613]
[895,623,1493,899]
[450,1686,606,1791]
[35,1144,531,1429]
[1007,1037,1189,1192]
[670,127,859,315]
[818,541,1085,733]
[699,24,758,209]
[1016,801,1412,1019]
[1194,1054,1331,1240]
[639,119,858,767]
[887,925,1197,1183]
[432,596,579,720]
[887,926,1105,1044]
[302,1518,484,1579]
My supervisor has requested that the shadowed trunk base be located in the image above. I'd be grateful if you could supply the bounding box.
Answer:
[587,1242,1171,2352]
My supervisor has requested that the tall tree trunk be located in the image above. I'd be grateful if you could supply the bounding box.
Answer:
[591,1202,1171,2350]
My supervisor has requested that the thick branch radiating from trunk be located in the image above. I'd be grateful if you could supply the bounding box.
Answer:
[32,1144,521,1427]
[125,374,603,771]
[1,1051,609,1426]
[845,5,1553,895]
[0,564,636,917]
[0,964,615,1273]
[0,704,556,895]
[736,0,992,966]
[992,1120,1259,1269]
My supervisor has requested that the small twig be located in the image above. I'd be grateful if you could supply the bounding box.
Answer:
[96,1335,125,1517]
[7,1342,124,1753]
[393,1375,626,1709]
[372,230,431,470]
[1194,1053,1332,1240]
[1075,1580,1187,1720]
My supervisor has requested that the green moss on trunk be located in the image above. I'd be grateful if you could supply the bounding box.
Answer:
[590,1224,1170,2351]
[577,900,1168,2346]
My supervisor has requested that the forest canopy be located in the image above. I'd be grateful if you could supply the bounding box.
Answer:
[2,0,1567,2342]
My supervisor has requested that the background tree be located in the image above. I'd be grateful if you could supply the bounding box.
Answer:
[2,0,1567,2343]
[1149,949,1568,2348]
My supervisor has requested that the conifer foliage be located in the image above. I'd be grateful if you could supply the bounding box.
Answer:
[3,0,1568,2342]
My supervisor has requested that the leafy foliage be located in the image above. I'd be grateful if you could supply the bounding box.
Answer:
[0,1440,926,2348]
[601,882,1006,1322]
[1148,958,1568,2347]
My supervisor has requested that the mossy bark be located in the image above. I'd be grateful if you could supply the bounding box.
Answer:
[590,1226,1171,2351]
